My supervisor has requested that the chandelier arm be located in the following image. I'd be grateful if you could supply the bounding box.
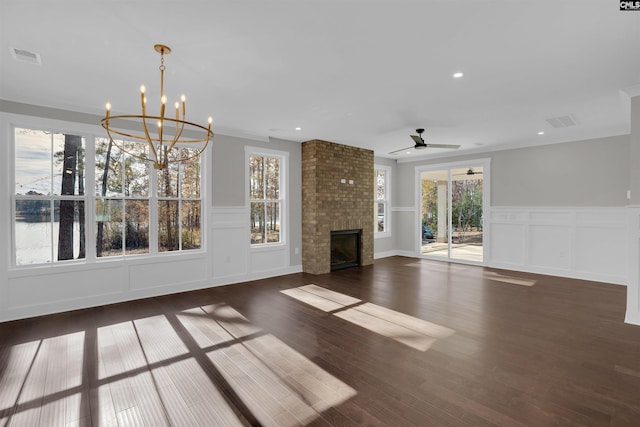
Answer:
[169,110,187,152]
[139,92,159,165]
[158,105,166,166]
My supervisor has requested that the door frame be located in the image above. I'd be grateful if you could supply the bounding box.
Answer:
[414,158,491,265]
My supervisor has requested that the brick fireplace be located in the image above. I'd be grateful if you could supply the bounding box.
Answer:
[301,139,374,274]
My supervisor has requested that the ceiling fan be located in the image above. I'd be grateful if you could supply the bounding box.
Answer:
[389,128,460,155]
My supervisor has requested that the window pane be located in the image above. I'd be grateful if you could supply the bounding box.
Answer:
[265,157,279,200]
[376,170,385,200]
[53,133,85,196]
[126,200,149,254]
[251,201,265,244]
[125,143,149,198]
[15,128,51,195]
[158,200,179,251]
[158,150,179,197]
[15,199,52,265]
[96,198,123,257]
[180,152,200,198]
[181,200,201,250]
[249,155,264,199]
[54,200,85,261]
[266,201,280,243]
[377,202,385,232]
[95,137,123,197]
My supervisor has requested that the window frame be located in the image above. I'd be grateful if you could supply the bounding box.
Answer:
[246,147,287,248]
[374,164,392,238]
[12,126,90,266]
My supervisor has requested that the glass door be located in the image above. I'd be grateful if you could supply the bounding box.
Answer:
[420,164,485,263]
[421,169,449,259]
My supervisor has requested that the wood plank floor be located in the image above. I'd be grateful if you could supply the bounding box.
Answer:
[1,256,639,426]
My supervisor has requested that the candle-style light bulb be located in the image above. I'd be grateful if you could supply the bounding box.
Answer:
[140,84,146,94]
[105,102,111,111]
[181,94,186,103]
[157,120,162,128]
[161,94,167,104]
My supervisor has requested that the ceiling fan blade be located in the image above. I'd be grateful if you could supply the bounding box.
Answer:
[388,146,415,155]
[426,144,460,149]
[410,135,423,144]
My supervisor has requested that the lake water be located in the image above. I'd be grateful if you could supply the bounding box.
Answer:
[15,221,82,265]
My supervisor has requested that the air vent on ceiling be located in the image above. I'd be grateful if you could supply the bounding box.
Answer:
[545,114,578,128]
[10,47,42,65]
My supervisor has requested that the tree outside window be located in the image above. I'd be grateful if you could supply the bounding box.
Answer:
[157,147,202,252]
[249,154,281,244]
[13,126,204,267]
[95,137,150,257]
[96,137,202,255]
[14,128,85,265]
[374,166,390,235]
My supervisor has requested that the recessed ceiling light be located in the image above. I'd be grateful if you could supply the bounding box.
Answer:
[295,127,301,131]
[453,72,464,78]
[538,131,545,135]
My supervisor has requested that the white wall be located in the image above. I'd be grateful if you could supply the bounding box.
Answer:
[392,134,632,285]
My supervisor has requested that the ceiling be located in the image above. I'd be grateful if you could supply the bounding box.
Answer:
[2,1,640,160]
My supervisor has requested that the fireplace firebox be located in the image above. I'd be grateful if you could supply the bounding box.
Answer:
[330,229,361,271]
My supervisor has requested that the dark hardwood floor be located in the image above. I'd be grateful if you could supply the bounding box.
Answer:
[1,256,639,426]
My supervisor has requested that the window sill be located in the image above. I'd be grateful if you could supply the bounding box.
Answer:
[250,242,287,252]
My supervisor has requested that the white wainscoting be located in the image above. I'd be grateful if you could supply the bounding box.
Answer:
[489,207,628,285]
[210,207,251,282]
[625,206,640,325]
[4,253,212,322]
[209,207,301,285]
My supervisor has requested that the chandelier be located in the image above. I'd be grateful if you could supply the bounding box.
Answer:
[101,44,213,170]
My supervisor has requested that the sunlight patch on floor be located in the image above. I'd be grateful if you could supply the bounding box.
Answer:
[484,271,537,287]
[281,285,455,352]
[178,303,356,426]
[281,284,361,311]
[0,300,356,426]
[0,332,87,426]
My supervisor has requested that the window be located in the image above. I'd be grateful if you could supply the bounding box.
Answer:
[156,148,202,252]
[13,126,204,266]
[14,128,86,265]
[249,151,284,245]
[96,137,202,256]
[374,166,391,236]
[95,137,150,257]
